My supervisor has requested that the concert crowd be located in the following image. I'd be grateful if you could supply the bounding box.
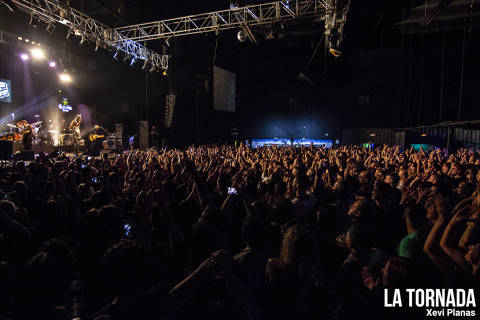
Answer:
[0,144,479,320]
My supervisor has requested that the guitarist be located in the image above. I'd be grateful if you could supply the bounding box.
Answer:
[17,120,33,151]
[87,124,108,156]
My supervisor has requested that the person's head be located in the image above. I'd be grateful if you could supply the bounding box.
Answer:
[358,170,370,185]
[382,256,416,288]
[346,224,372,251]
[348,199,375,223]
[384,172,398,187]
[456,181,474,198]
[279,225,316,267]
[101,240,143,296]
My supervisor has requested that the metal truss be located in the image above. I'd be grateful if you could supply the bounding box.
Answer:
[10,0,169,70]
[115,0,333,42]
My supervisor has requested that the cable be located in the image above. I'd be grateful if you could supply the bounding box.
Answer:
[304,34,325,74]
[213,32,219,67]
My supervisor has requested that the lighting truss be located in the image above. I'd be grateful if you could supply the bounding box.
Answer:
[10,0,169,70]
[115,0,333,42]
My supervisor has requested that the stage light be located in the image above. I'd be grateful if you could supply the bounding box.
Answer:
[421,133,428,137]
[31,41,36,45]
[30,48,45,60]
[130,56,137,66]
[113,50,119,60]
[66,29,72,39]
[45,21,56,33]
[237,30,247,42]
[49,61,56,68]
[162,70,167,76]
[79,34,86,45]
[95,40,100,51]
[59,73,72,83]
[17,36,22,40]
[20,53,29,61]
[25,39,30,43]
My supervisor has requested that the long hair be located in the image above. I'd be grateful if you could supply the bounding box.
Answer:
[279,225,315,268]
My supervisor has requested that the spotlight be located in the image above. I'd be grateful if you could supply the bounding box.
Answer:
[141,59,149,70]
[113,50,119,60]
[31,41,36,45]
[20,53,29,61]
[130,56,136,66]
[17,36,22,40]
[162,70,167,76]
[237,30,247,42]
[30,48,45,60]
[79,34,86,45]
[95,40,100,51]
[25,39,30,43]
[45,21,56,33]
[59,73,72,83]
[49,61,56,68]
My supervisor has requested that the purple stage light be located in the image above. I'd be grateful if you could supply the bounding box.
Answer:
[49,61,56,68]
[20,53,29,61]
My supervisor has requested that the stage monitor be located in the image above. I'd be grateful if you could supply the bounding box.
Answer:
[0,79,12,103]
[213,66,236,112]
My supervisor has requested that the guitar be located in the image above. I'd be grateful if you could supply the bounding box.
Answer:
[89,134,105,142]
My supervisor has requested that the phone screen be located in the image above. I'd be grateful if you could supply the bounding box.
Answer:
[123,224,132,237]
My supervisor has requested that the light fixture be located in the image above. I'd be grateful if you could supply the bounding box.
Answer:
[59,73,72,83]
[130,56,136,66]
[31,41,36,45]
[66,29,72,39]
[45,21,56,33]
[17,36,23,40]
[421,133,428,137]
[49,61,56,68]
[30,48,45,60]
[20,53,29,61]
[141,59,149,70]
[237,30,247,42]
[79,34,86,45]
[95,40,100,51]
[113,50,119,60]
[25,39,30,43]
[162,70,167,76]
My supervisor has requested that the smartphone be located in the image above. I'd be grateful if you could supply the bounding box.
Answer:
[227,187,238,195]
[123,224,132,238]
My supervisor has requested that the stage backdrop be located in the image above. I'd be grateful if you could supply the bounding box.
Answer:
[213,66,236,112]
